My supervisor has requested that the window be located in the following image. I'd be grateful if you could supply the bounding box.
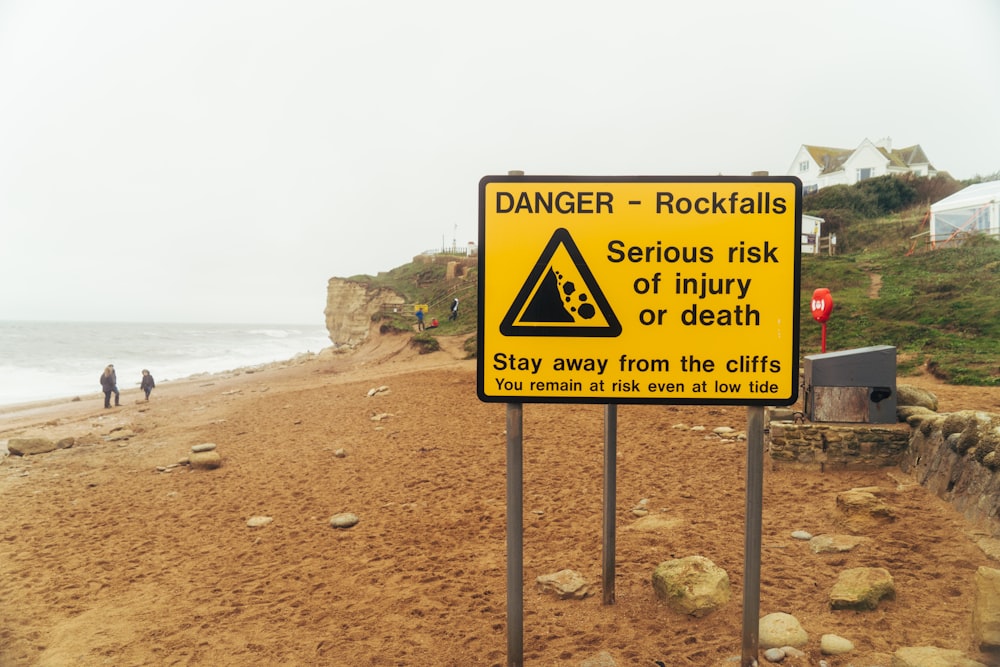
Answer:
[857,167,873,181]
[804,184,818,195]
[799,161,809,173]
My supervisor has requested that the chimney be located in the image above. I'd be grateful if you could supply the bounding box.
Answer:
[875,136,892,151]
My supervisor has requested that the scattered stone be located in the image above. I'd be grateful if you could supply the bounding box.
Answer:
[579,650,616,667]
[628,515,685,532]
[829,567,895,610]
[189,450,222,470]
[790,530,812,540]
[651,555,731,617]
[191,443,217,453]
[762,647,785,663]
[329,513,359,529]
[759,612,808,649]
[367,386,390,397]
[713,426,735,435]
[370,413,391,422]
[780,646,806,659]
[820,633,854,655]
[835,488,896,533]
[671,423,690,430]
[810,533,869,553]
[333,448,347,458]
[896,384,939,411]
[8,437,58,456]
[246,516,273,528]
[690,425,706,431]
[536,569,592,600]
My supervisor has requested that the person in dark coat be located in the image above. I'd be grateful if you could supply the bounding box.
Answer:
[100,365,120,408]
[449,298,459,321]
[140,369,155,401]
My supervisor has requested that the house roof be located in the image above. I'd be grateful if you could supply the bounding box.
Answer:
[804,141,935,175]
[804,145,853,175]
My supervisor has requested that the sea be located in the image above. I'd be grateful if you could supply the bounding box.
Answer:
[0,321,333,408]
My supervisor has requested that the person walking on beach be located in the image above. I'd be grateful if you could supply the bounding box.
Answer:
[140,369,155,401]
[449,298,459,321]
[100,365,120,408]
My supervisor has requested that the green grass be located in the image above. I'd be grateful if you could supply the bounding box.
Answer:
[355,177,1000,384]
[800,214,1000,385]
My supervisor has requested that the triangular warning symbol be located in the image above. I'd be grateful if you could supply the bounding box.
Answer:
[501,228,621,337]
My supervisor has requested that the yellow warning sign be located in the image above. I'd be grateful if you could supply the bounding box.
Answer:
[477,176,802,405]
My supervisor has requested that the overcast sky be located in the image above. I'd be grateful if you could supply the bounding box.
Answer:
[1,1,998,325]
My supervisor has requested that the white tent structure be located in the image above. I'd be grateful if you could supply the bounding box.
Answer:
[929,181,1000,247]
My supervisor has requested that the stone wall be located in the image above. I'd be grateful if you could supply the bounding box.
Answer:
[768,421,911,470]
[899,410,1000,538]
[768,390,1000,539]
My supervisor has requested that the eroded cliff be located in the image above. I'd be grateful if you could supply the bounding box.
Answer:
[324,278,405,347]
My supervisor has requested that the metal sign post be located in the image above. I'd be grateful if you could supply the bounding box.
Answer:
[741,405,765,666]
[506,402,524,667]
[602,404,618,605]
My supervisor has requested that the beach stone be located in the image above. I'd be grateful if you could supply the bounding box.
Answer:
[790,530,812,540]
[781,646,806,659]
[333,448,347,458]
[762,647,785,663]
[189,450,222,470]
[835,489,896,533]
[810,534,869,553]
[759,612,808,649]
[629,515,684,532]
[820,634,854,655]
[8,437,58,455]
[246,516,273,528]
[651,555,731,617]
[536,569,591,600]
[579,650,616,667]
[829,567,895,610]
[891,645,987,666]
[329,513,359,529]
[896,384,938,411]
[191,443,217,453]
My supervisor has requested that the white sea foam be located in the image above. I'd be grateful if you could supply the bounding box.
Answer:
[0,321,331,407]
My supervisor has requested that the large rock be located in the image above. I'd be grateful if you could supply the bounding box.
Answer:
[973,566,1000,649]
[189,450,222,470]
[651,555,731,617]
[830,567,895,610]
[536,569,591,600]
[896,384,938,412]
[7,437,73,456]
[758,612,808,649]
[835,488,896,533]
[324,278,405,347]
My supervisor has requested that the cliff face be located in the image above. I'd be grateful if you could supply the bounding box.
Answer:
[324,278,405,347]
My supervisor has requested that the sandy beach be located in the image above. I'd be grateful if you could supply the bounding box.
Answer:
[2,331,1000,666]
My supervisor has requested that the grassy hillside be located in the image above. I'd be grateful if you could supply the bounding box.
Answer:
[356,175,1000,385]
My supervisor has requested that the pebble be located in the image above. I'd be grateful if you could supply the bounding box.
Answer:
[763,647,785,662]
[333,448,347,458]
[329,513,359,529]
[791,530,812,540]
[191,443,217,453]
[246,516,273,528]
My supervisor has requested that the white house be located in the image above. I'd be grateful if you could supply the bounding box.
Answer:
[929,180,1000,246]
[787,137,936,194]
